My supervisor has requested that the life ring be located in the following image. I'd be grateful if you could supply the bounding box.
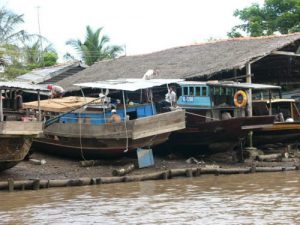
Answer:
[234,90,248,107]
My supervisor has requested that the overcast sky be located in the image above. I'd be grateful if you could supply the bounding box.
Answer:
[4,0,264,61]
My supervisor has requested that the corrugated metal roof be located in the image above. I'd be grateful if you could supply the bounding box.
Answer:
[0,82,49,91]
[17,61,82,84]
[75,78,184,91]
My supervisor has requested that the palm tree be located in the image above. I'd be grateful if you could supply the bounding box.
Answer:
[66,26,123,66]
[0,6,28,74]
[0,7,27,44]
[24,40,58,69]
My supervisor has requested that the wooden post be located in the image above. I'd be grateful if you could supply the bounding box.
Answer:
[195,168,201,176]
[246,62,252,117]
[162,171,169,180]
[268,90,272,116]
[185,169,193,177]
[246,63,253,148]
[8,178,14,192]
[32,179,40,190]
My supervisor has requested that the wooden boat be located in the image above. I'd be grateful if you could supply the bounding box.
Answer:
[169,81,279,152]
[0,82,45,171]
[253,98,300,145]
[25,79,186,158]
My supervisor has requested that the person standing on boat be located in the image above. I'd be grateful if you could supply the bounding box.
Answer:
[15,90,23,110]
[166,87,177,107]
[47,84,65,98]
[109,109,121,123]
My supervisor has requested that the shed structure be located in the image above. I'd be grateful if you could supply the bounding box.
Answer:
[56,33,300,93]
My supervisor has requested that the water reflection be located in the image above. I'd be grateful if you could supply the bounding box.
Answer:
[0,172,299,224]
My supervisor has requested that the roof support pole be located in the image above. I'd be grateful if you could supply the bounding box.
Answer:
[122,90,129,152]
[37,90,41,121]
[0,89,3,122]
[268,90,272,116]
[246,62,252,117]
[246,62,253,149]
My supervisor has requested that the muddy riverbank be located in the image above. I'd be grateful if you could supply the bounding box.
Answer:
[0,152,216,180]
[0,143,299,182]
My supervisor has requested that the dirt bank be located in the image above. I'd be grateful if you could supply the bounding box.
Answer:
[0,152,215,180]
[0,143,299,181]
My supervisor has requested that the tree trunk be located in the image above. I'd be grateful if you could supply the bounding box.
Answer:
[257,153,282,161]
[80,160,102,167]
[112,163,135,176]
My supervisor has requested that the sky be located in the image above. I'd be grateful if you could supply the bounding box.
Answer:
[4,0,264,62]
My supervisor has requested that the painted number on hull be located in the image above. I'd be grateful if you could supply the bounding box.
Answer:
[182,96,194,102]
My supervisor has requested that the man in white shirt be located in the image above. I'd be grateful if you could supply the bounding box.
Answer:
[165,87,177,106]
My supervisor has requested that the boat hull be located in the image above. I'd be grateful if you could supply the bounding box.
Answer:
[170,115,275,153]
[0,137,32,171]
[254,122,300,145]
[32,133,170,158]
[0,121,42,171]
[33,110,186,158]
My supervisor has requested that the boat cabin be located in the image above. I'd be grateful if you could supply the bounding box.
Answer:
[177,81,281,121]
[253,99,300,122]
[59,103,156,125]
[24,79,183,126]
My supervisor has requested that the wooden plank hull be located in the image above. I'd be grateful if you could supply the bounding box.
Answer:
[0,122,42,171]
[254,122,300,145]
[170,115,275,153]
[32,133,170,158]
[0,137,32,171]
[33,110,186,158]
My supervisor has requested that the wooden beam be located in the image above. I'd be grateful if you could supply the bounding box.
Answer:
[272,51,300,57]
[220,74,253,81]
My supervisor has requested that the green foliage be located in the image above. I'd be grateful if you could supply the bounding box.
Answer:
[67,25,124,66]
[42,51,58,67]
[0,5,58,79]
[0,7,27,44]
[228,0,300,37]
[24,40,58,68]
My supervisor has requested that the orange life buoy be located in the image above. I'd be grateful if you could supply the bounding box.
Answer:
[234,90,248,107]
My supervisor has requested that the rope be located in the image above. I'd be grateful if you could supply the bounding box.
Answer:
[185,111,219,121]
[78,107,87,161]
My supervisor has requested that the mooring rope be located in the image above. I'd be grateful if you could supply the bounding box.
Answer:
[185,111,219,121]
[78,107,87,161]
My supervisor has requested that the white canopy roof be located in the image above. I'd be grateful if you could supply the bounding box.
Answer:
[207,82,281,90]
[178,81,281,90]
[74,78,184,91]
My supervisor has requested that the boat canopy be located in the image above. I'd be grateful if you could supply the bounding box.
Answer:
[74,79,184,91]
[178,81,281,90]
[0,81,49,91]
[253,98,296,103]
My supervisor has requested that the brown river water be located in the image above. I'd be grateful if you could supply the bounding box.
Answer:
[0,172,299,225]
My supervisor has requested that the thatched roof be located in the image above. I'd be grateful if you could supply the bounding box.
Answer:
[57,33,300,92]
